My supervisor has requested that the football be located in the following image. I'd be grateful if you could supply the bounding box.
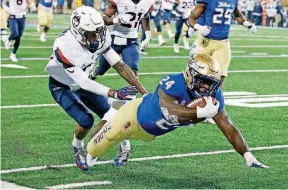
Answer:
[186,97,217,109]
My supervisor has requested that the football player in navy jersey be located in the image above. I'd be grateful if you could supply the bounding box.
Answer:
[187,0,256,89]
[87,54,269,169]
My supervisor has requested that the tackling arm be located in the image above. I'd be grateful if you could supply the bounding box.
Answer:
[187,3,206,28]
[158,88,198,122]
[112,61,148,95]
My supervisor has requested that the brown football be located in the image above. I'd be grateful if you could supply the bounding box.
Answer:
[186,97,217,108]
[186,97,217,124]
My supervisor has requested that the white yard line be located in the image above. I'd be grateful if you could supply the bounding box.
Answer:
[45,181,112,189]
[0,181,35,189]
[1,144,287,175]
[1,70,288,80]
[1,55,288,61]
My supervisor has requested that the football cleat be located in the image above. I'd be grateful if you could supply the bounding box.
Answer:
[140,49,148,55]
[9,53,18,62]
[114,146,131,167]
[159,40,166,46]
[73,146,89,171]
[40,32,47,42]
[173,44,179,53]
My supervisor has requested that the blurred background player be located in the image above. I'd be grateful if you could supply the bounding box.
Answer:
[45,6,148,171]
[187,0,256,90]
[94,0,154,77]
[173,0,195,53]
[161,0,177,38]
[0,0,8,43]
[35,0,56,42]
[2,0,35,62]
[139,0,165,55]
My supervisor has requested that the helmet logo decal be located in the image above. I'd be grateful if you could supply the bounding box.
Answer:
[72,12,81,28]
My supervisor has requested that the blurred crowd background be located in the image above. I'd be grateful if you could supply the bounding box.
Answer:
[32,0,288,28]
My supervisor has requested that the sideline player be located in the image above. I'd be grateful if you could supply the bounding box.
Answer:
[35,0,56,42]
[173,0,195,53]
[45,6,148,171]
[2,0,35,62]
[87,54,269,169]
[187,0,256,89]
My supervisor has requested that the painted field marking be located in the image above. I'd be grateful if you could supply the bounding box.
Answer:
[0,64,28,69]
[1,144,287,174]
[251,53,268,55]
[45,181,112,189]
[1,70,288,80]
[0,181,35,189]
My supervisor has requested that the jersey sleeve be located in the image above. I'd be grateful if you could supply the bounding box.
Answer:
[215,88,225,112]
[196,0,209,5]
[159,74,185,97]
[53,40,76,68]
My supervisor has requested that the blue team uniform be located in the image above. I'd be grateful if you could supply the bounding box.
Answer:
[137,73,224,136]
[39,0,53,8]
[196,0,238,40]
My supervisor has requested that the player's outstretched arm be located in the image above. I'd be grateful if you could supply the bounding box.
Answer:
[213,109,269,168]
[234,7,257,33]
[112,61,148,95]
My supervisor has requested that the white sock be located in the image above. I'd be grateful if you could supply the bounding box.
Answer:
[168,30,173,37]
[120,140,131,151]
[158,34,164,42]
[72,134,84,148]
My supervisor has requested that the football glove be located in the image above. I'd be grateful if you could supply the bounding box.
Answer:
[244,152,269,168]
[112,86,138,100]
[3,5,12,14]
[243,21,257,33]
[194,23,211,36]
[113,14,132,24]
[140,31,151,50]
[88,67,97,80]
[196,97,219,118]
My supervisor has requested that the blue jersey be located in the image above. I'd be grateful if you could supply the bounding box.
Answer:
[196,0,238,40]
[39,0,53,8]
[137,73,225,136]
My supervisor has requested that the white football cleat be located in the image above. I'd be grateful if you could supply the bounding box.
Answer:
[9,53,18,62]
[159,40,166,46]
[173,44,179,53]
[183,37,190,50]
[40,32,47,42]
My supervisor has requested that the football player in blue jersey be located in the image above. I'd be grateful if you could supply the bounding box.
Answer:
[187,0,256,89]
[87,54,269,169]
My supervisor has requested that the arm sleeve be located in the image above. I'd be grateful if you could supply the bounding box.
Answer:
[54,47,75,68]
[159,75,183,97]
[65,67,110,97]
[102,47,121,67]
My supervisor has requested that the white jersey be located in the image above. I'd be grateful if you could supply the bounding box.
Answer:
[9,0,27,17]
[111,0,155,39]
[176,0,195,19]
[45,29,112,90]
[161,0,175,11]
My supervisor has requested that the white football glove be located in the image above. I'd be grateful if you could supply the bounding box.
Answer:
[151,11,157,17]
[243,21,257,33]
[196,97,219,118]
[53,1,58,8]
[113,14,132,24]
[188,27,196,37]
[194,23,211,36]
[29,2,37,12]
[140,31,151,50]
[244,152,269,168]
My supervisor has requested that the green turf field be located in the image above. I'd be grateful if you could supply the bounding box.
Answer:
[1,13,288,189]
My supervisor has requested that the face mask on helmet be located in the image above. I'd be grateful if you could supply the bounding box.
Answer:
[83,26,106,52]
[185,59,221,97]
